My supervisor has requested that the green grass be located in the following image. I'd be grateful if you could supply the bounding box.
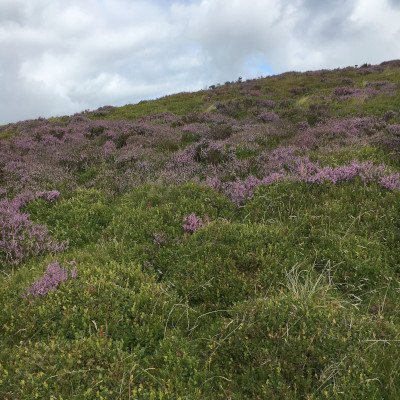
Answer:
[94,91,209,120]
[0,130,16,141]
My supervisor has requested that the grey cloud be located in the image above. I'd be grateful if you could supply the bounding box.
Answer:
[178,0,290,79]
[299,0,351,13]
[0,0,26,24]
[290,0,358,43]
[1,0,400,125]
[388,0,400,7]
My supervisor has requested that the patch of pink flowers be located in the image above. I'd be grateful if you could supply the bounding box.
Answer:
[0,194,68,266]
[183,213,209,234]
[23,259,78,298]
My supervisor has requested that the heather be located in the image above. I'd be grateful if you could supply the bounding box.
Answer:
[1,60,400,399]
[23,259,77,298]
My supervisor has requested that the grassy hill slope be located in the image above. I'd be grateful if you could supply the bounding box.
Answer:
[1,60,400,399]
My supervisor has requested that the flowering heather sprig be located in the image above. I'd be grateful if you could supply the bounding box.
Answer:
[341,78,354,85]
[297,121,310,131]
[220,158,400,205]
[334,86,358,96]
[387,124,400,136]
[222,174,286,205]
[378,173,400,190]
[258,99,276,109]
[202,176,222,191]
[260,112,279,122]
[334,87,364,101]
[103,140,116,158]
[71,267,78,279]
[35,190,60,202]
[183,213,209,234]
[366,80,397,94]
[23,259,78,298]
[0,191,67,266]
[182,123,210,138]
[310,117,385,142]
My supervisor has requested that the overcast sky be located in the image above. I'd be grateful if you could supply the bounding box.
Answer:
[1,0,400,125]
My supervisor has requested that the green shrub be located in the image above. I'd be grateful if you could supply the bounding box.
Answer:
[103,183,236,265]
[206,290,400,399]
[243,181,400,292]
[156,221,282,308]
[26,188,113,247]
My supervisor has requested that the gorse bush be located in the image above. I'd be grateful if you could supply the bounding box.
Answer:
[1,60,400,399]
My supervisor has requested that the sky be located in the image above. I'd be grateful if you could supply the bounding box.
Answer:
[1,0,400,125]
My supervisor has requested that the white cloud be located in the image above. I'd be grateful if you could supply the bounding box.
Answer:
[0,0,399,124]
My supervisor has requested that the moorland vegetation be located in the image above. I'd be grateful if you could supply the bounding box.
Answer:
[1,60,400,399]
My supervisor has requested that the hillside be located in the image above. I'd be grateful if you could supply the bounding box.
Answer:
[1,60,400,399]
